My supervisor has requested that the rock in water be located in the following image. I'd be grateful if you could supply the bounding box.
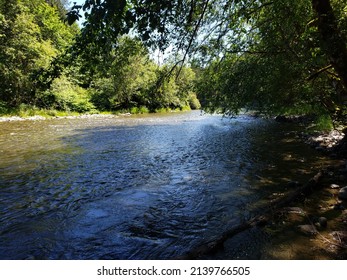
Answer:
[318,217,328,228]
[338,187,347,200]
[297,224,318,236]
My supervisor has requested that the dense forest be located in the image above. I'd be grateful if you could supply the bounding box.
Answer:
[0,0,200,116]
[1,0,347,127]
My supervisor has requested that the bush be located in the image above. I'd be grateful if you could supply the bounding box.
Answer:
[0,101,9,115]
[313,114,334,131]
[17,104,38,117]
[130,106,149,114]
[43,75,95,113]
[187,93,201,110]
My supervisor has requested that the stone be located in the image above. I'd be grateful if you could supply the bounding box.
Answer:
[283,207,305,214]
[318,217,328,228]
[330,184,340,189]
[297,224,318,236]
[333,203,345,210]
[338,187,347,200]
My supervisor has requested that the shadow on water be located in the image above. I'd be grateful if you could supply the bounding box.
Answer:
[0,111,338,259]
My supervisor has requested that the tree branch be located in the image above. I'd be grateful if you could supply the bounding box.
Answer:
[225,49,286,55]
[176,0,210,78]
[307,64,333,81]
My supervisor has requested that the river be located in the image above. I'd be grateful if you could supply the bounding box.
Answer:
[0,111,334,259]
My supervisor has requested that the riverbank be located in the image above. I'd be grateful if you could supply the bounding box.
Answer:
[263,164,347,259]
[0,109,191,123]
[182,164,347,260]
[0,104,198,123]
[264,121,347,259]
[186,118,347,259]
[0,113,120,122]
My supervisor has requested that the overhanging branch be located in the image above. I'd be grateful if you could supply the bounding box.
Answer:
[306,64,333,81]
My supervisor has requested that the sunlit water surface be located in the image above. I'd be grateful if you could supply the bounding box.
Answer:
[0,111,334,259]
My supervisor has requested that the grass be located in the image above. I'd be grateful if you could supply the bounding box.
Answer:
[0,104,194,120]
[307,114,334,132]
[0,104,93,119]
[129,106,150,114]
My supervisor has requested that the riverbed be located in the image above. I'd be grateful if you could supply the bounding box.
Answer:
[0,111,336,259]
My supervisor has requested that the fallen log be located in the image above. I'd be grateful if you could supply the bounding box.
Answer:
[176,170,325,259]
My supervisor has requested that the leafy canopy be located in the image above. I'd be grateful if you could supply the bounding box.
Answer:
[67,1,347,118]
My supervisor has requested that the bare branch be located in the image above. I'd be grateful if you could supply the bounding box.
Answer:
[176,0,211,78]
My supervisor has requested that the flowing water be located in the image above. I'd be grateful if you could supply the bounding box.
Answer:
[0,111,335,259]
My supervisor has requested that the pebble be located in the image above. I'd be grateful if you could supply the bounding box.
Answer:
[305,130,344,150]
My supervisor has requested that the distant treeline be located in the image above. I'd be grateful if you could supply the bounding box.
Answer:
[0,0,200,116]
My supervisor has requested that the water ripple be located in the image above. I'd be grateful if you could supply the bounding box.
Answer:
[0,111,334,259]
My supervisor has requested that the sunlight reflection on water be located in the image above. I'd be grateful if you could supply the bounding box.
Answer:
[0,111,335,259]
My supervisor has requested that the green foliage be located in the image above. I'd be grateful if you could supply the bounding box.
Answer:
[67,0,195,54]
[0,0,53,105]
[30,0,78,50]
[89,37,154,110]
[0,101,9,115]
[66,0,347,125]
[8,0,347,123]
[17,103,40,117]
[0,0,79,108]
[1,1,203,116]
[89,37,199,112]
[43,75,95,113]
[196,0,347,120]
[129,106,150,114]
[187,93,201,110]
[312,114,334,131]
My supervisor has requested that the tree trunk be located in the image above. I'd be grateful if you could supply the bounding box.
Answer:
[312,0,347,92]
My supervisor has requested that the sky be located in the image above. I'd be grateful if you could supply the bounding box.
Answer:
[68,0,87,26]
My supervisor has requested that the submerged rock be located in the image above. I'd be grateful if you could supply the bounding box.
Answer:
[315,217,328,228]
[297,224,318,236]
[338,187,347,200]
[333,203,345,210]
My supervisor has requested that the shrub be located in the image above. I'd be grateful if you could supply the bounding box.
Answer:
[187,93,201,110]
[130,106,149,114]
[0,101,9,115]
[313,114,334,131]
[44,75,95,113]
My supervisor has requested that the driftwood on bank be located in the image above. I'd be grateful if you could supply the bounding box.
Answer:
[176,170,325,259]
